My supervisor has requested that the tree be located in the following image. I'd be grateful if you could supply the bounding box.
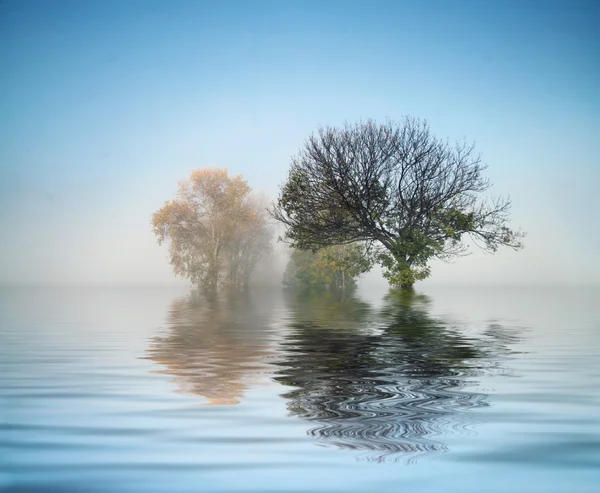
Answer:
[283,243,373,289]
[272,118,524,288]
[152,168,272,289]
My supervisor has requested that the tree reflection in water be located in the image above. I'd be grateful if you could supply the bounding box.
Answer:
[275,288,519,462]
[146,289,279,406]
[147,287,519,461]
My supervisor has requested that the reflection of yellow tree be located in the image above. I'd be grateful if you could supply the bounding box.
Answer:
[146,290,277,406]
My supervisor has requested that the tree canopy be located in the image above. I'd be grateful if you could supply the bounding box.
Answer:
[283,243,373,290]
[272,118,524,288]
[152,168,272,289]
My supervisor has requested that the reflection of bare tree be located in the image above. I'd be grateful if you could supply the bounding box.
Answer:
[145,286,520,460]
[275,289,519,461]
[146,289,279,406]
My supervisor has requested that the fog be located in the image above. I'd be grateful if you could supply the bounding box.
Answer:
[1,177,597,287]
[1,1,598,287]
[2,4,600,492]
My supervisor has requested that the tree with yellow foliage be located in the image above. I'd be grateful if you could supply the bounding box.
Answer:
[152,168,272,289]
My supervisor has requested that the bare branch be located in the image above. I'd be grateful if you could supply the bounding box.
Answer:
[271,118,524,288]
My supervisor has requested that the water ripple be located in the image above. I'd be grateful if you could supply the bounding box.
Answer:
[273,289,520,462]
[143,287,522,463]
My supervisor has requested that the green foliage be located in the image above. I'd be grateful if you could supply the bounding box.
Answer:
[283,244,373,290]
[272,119,525,289]
[379,253,430,289]
[377,230,439,288]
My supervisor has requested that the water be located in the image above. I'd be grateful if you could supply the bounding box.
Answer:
[1,285,599,493]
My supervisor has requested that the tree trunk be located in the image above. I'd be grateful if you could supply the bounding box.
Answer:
[400,256,414,289]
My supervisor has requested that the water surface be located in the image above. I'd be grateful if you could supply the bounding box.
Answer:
[1,285,599,492]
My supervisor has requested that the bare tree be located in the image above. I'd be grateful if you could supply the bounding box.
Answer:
[272,118,524,288]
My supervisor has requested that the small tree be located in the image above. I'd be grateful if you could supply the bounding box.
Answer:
[272,118,524,288]
[152,168,272,289]
[283,243,372,290]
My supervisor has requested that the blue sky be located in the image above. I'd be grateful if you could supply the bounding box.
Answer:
[1,0,598,285]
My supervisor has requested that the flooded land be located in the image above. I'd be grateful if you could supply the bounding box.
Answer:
[2,285,599,492]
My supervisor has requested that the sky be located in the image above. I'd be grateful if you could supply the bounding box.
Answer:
[0,0,598,286]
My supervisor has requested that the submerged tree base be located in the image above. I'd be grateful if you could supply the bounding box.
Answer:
[152,168,273,290]
[272,118,524,289]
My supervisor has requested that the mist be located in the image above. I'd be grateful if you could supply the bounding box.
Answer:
[2,3,600,493]
[1,173,598,287]
[1,2,599,287]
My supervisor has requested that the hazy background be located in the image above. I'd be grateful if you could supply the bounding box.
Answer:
[1,0,598,287]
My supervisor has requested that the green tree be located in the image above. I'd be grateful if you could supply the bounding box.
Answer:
[283,243,372,289]
[152,168,272,289]
[272,118,524,288]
